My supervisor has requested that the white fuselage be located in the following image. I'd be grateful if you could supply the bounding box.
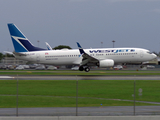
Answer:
[14,48,157,66]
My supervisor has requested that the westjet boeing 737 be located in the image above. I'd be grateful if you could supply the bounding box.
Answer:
[7,23,157,72]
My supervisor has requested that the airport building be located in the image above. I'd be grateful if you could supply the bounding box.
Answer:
[0,57,27,65]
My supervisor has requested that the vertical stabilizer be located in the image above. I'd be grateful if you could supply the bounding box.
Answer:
[8,23,46,52]
[45,42,52,50]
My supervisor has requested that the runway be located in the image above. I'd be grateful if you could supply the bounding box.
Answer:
[0,75,160,80]
[0,106,160,116]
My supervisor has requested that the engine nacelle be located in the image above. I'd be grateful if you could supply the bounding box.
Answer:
[99,59,114,68]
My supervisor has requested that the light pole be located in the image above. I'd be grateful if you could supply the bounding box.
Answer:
[37,40,40,47]
[101,42,103,48]
[112,40,115,48]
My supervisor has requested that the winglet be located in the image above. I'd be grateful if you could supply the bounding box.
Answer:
[76,42,85,54]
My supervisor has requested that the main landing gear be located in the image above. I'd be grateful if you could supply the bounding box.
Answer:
[79,66,90,72]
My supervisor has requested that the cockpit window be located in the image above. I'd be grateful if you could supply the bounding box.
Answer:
[147,51,152,54]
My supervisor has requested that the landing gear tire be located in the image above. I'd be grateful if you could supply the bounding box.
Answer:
[79,66,84,71]
[85,67,90,72]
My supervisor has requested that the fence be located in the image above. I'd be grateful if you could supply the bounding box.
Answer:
[0,77,160,116]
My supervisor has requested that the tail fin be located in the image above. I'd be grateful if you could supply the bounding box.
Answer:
[7,23,46,52]
[45,42,52,50]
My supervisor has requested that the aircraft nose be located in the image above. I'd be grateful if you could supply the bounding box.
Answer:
[152,53,157,59]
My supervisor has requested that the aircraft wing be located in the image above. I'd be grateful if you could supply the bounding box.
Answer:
[76,42,99,66]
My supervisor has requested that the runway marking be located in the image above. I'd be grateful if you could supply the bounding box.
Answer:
[0,76,14,79]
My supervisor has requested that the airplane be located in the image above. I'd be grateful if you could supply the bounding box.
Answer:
[45,42,52,50]
[7,23,157,72]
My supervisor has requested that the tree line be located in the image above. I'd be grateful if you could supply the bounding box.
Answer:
[0,53,14,60]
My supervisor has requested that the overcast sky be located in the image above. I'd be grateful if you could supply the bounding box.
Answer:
[1,0,160,53]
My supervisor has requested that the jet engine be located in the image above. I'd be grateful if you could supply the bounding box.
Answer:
[98,59,114,68]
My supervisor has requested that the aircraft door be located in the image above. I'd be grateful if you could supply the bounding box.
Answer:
[36,53,40,62]
[140,50,144,58]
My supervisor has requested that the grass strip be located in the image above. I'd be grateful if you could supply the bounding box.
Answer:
[0,80,159,108]
[1,70,160,76]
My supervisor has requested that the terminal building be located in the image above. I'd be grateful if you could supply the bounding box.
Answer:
[0,57,27,65]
